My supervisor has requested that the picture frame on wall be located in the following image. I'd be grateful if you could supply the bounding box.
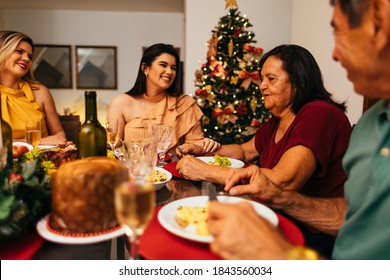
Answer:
[76,46,117,89]
[32,44,72,89]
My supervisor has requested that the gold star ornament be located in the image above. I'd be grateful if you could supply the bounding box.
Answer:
[225,0,238,9]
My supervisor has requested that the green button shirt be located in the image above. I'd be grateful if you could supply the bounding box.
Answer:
[333,100,390,260]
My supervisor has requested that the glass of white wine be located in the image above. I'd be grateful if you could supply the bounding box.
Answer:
[25,120,41,148]
[104,118,120,151]
[114,181,155,260]
[152,124,173,167]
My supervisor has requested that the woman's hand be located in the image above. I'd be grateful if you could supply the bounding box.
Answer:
[202,138,221,153]
[176,143,204,157]
[176,155,208,180]
[176,138,220,157]
[40,134,72,147]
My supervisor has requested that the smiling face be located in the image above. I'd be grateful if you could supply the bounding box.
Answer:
[259,56,295,118]
[4,40,33,79]
[143,53,177,94]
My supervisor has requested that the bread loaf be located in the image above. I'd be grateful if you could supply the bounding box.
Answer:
[50,157,128,234]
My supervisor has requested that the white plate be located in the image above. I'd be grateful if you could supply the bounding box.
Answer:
[36,145,57,150]
[158,196,278,243]
[36,214,125,245]
[12,141,33,151]
[147,167,172,191]
[196,156,245,168]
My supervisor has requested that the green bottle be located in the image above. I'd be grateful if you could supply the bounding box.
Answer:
[0,96,13,167]
[77,91,107,159]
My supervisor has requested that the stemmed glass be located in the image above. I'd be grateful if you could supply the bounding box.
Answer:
[152,124,173,167]
[114,181,155,260]
[122,138,157,183]
[104,118,120,151]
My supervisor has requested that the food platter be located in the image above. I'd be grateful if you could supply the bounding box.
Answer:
[158,196,278,243]
[36,214,125,245]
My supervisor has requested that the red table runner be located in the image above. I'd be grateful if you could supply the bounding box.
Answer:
[0,231,45,260]
[139,206,304,260]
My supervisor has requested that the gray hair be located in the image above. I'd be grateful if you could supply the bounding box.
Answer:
[330,0,370,28]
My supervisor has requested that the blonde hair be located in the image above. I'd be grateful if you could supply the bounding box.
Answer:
[0,30,35,82]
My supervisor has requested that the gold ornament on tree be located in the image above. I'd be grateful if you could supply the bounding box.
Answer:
[228,39,234,57]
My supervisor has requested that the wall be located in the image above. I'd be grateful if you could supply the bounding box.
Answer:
[2,8,184,122]
[2,1,363,125]
[291,0,363,125]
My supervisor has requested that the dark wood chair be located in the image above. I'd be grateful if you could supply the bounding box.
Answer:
[59,115,80,145]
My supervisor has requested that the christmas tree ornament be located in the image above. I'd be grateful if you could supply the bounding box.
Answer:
[228,39,234,57]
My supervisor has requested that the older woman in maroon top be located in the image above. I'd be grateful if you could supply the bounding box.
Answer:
[176,44,352,257]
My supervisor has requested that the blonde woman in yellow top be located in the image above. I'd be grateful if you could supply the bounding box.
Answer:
[0,30,67,146]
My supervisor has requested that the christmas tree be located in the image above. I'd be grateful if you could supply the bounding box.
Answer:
[194,0,271,144]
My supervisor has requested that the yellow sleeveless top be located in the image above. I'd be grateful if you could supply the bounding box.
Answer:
[0,82,49,139]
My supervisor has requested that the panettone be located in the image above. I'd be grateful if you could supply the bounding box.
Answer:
[49,157,128,234]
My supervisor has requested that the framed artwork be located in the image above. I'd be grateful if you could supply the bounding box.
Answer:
[76,46,117,89]
[32,44,72,89]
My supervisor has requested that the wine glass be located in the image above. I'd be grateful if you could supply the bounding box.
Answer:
[122,138,157,183]
[25,120,41,148]
[114,181,155,260]
[104,118,120,151]
[152,124,173,167]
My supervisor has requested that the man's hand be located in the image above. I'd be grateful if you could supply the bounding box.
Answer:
[208,201,293,259]
[225,165,284,209]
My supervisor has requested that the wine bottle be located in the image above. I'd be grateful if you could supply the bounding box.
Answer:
[77,91,107,159]
[0,96,13,167]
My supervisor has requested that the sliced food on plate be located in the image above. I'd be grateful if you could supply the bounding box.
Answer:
[158,196,278,243]
[196,155,245,168]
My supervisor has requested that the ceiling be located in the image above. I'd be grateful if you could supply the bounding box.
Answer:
[0,0,183,13]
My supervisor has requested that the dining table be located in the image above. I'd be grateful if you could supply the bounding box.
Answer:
[0,161,305,260]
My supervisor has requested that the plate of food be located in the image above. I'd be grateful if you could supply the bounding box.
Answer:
[36,214,125,245]
[157,196,278,243]
[196,155,245,168]
[145,167,172,191]
[12,141,33,151]
[36,145,58,150]
[12,142,33,158]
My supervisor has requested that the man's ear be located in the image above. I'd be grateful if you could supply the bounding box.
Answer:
[372,0,390,51]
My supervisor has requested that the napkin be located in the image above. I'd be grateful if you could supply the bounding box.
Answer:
[163,162,182,178]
